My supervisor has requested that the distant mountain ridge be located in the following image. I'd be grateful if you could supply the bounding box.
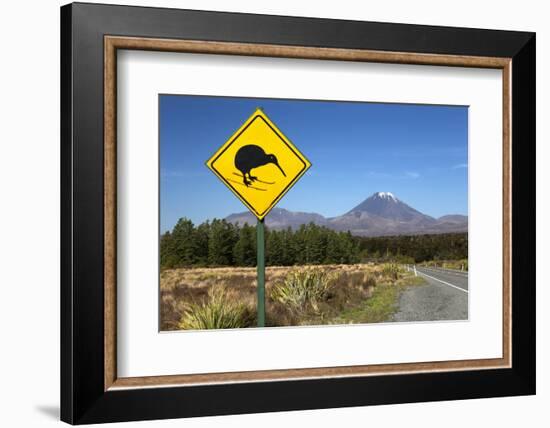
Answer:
[225,192,467,237]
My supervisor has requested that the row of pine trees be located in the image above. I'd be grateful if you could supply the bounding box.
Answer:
[160,217,469,269]
[160,218,360,268]
[356,232,468,264]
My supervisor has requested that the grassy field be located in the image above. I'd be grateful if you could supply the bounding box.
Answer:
[160,263,424,331]
[420,259,468,271]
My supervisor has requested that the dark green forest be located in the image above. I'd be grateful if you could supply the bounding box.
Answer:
[160,217,468,269]
[356,232,468,264]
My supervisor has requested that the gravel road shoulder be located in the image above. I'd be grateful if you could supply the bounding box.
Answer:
[392,272,468,322]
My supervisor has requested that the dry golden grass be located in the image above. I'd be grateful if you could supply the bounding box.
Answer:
[421,259,468,271]
[160,263,407,330]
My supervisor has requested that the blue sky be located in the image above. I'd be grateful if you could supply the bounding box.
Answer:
[160,95,468,233]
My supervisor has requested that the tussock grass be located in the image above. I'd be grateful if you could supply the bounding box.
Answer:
[271,269,334,312]
[178,287,254,330]
[161,263,415,330]
[382,263,403,280]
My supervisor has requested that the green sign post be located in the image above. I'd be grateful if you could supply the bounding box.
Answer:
[256,219,266,327]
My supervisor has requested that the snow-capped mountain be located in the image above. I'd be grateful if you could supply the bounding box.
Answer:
[225,192,468,237]
[326,192,436,236]
[344,192,434,222]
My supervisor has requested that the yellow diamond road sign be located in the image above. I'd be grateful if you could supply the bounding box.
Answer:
[206,108,311,220]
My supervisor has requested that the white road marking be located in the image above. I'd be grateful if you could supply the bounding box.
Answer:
[416,269,469,293]
[420,267,468,277]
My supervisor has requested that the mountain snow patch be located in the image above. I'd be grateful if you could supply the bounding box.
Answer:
[375,192,397,201]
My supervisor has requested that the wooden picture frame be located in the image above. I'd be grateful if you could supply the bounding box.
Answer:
[61,2,535,424]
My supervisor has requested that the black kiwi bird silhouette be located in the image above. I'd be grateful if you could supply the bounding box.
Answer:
[235,144,286,187]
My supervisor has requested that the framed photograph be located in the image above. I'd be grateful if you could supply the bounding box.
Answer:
[61,2,535,424]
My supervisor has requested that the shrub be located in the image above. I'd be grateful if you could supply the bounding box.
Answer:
[363,273,377,289]
[178,286,253,330]
[381,263,402,280]
[271,269,334,312]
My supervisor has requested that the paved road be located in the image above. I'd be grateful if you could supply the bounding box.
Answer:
[392,266,468,322]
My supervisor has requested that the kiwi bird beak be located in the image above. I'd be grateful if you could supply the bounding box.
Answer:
[275,161,286,177]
